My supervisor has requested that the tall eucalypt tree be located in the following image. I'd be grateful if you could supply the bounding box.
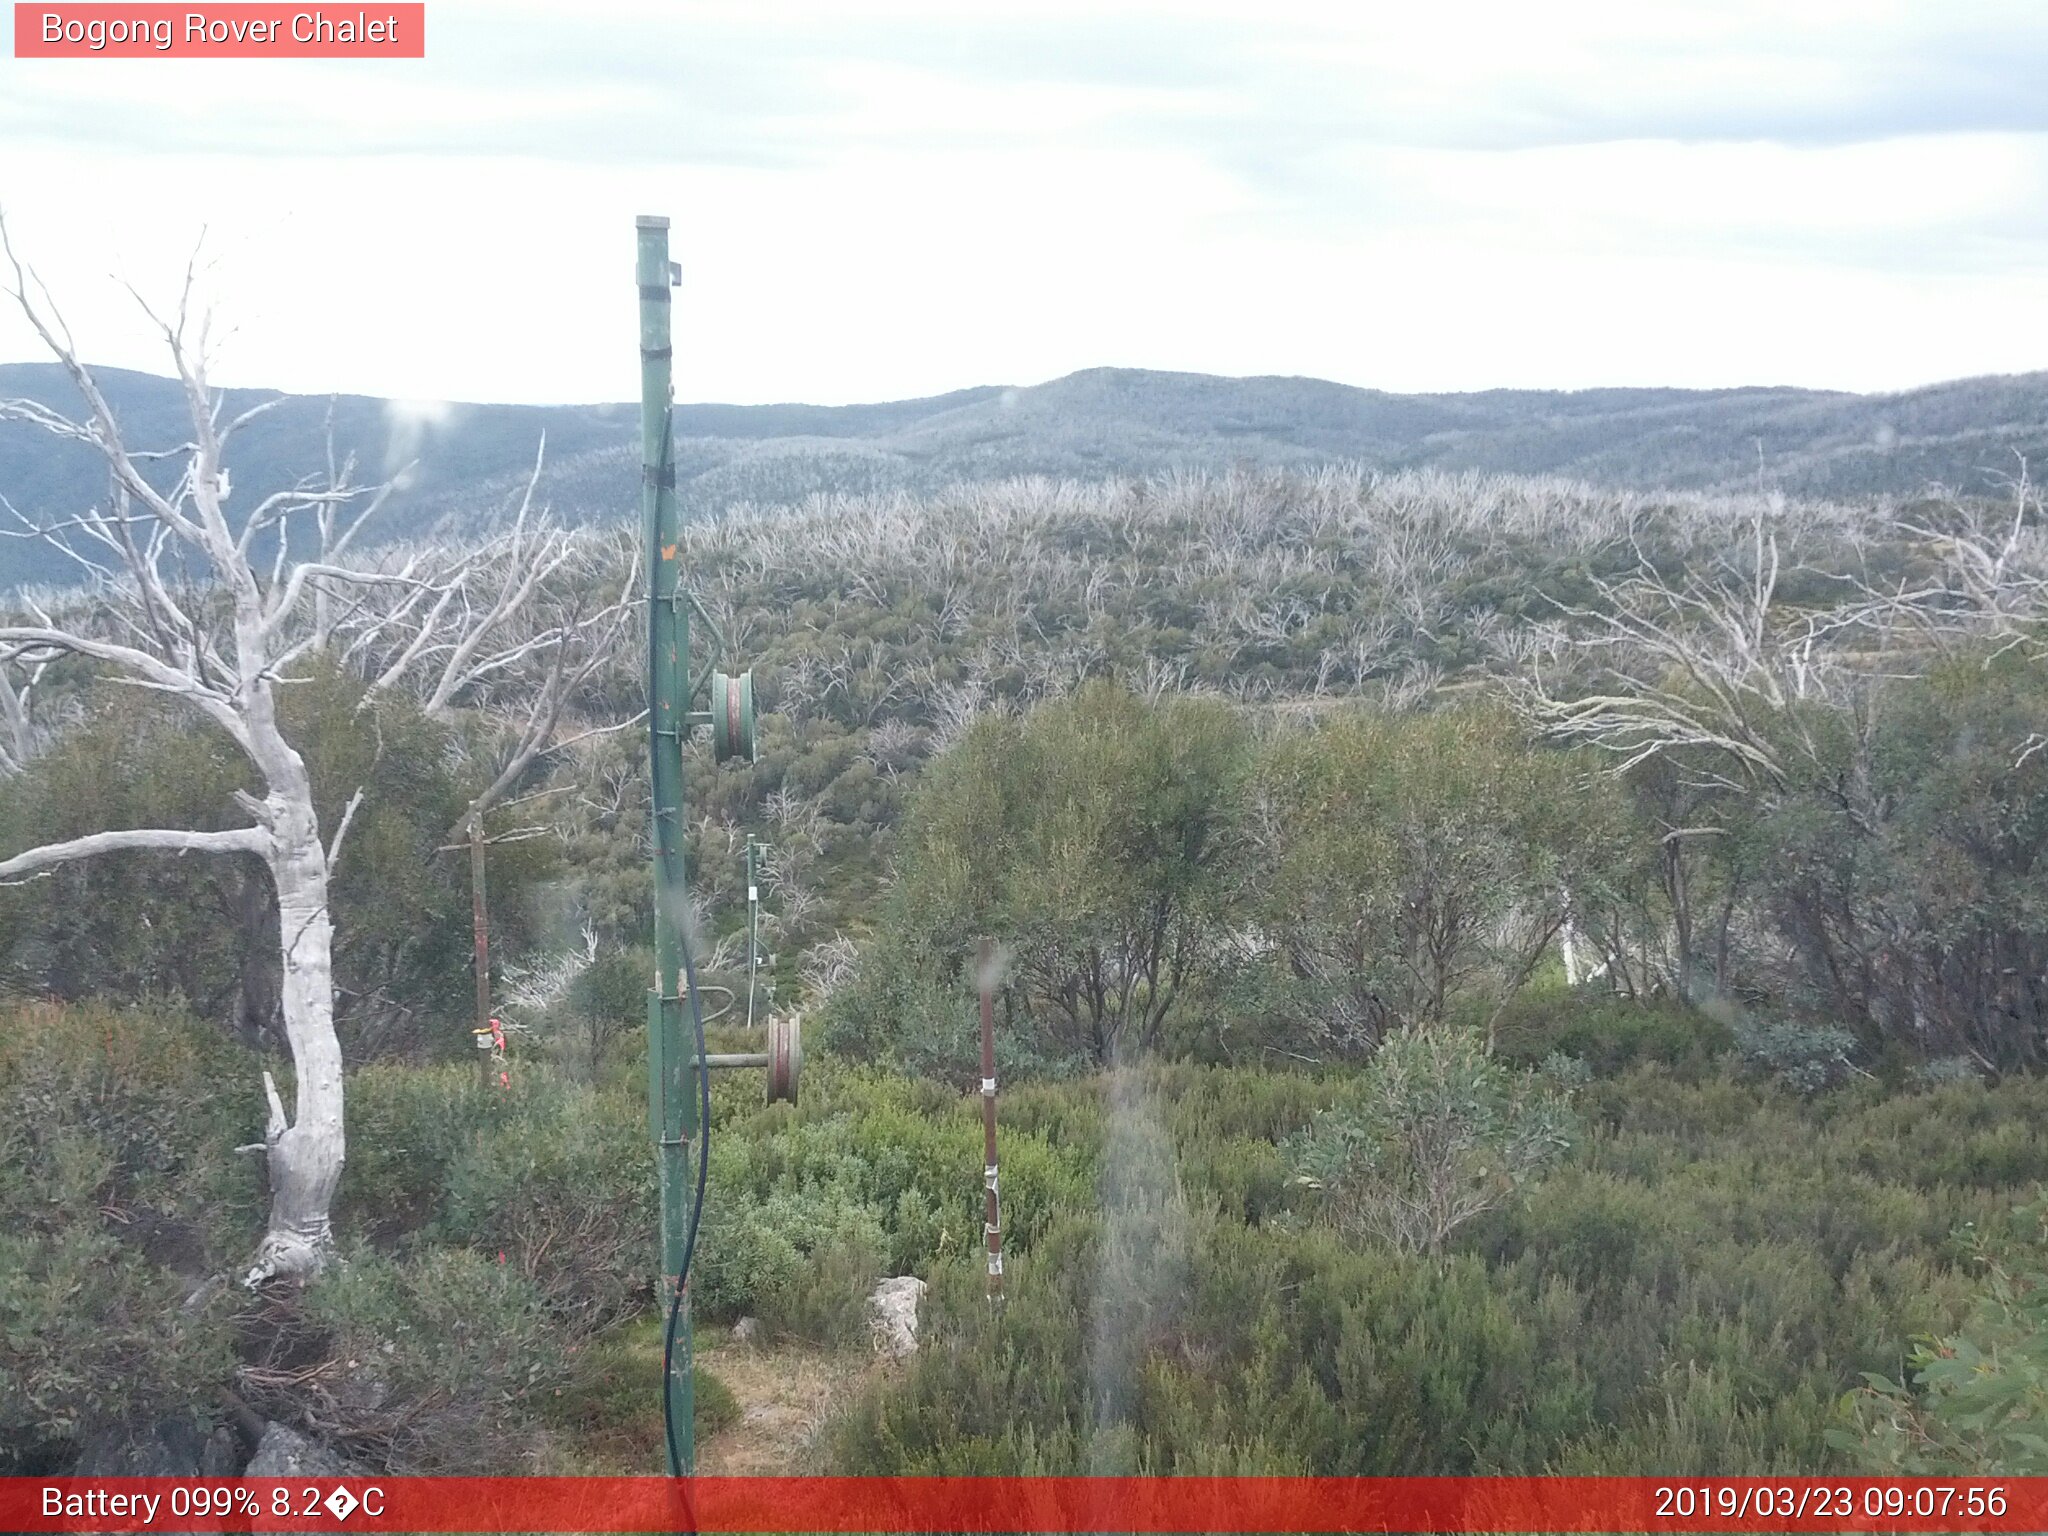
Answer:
[0,218,630,1281]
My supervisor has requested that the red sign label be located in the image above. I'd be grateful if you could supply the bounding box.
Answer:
[13,3,424,56]
[0,1477,2036,1533]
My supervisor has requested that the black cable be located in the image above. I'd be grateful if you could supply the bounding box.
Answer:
[660,928,712,1478]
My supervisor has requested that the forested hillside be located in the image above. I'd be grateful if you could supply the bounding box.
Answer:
[5,359,2047,589]
[6,417,2048,1479]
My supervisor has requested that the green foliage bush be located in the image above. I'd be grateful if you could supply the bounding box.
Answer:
[301,1245,576,1473]
[1838,1205,2048,1473]
[339,1062,496,1238]
[1674,650,2048,1072]
[1254,703,1629,1051]
[1733,1017,1862,1095]
[435,1078,655,1335]
[0,1222,237,1472]
[0,1001,255,1468]
[1287,1026,1577,1253]
[832,680,1251,1072]
[693,1064,1092,1339]
[1492,993,1731,1077]
[829,1053,2048,1475]
[0,703,249,1019]
[9,991,2047,1482]
[345,1054,1095,1352]
[837,690,1645,1076]
[342,1063,654,1334]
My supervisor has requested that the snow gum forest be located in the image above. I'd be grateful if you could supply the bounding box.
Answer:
[4,283,2048,1477]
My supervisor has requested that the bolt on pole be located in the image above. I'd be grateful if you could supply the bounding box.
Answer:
[638,212,696,1476]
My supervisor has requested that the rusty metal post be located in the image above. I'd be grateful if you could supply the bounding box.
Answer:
[979,937,1004,1301]
[469,812,491,1090]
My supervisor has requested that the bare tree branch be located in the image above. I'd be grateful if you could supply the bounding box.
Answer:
[0,824,267,882]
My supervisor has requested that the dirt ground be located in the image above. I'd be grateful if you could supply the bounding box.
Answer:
[694,1338,885,1474]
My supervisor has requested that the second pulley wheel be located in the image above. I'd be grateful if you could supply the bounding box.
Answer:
[765,1012,801,1104]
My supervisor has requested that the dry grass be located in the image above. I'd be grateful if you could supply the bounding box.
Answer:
[694,1337,882,1475]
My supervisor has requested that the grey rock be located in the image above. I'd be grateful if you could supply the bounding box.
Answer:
[72,1417,236,1477]
[200,1428,241,1478]
[868,1276,926,1360]
[244,1422,347,1478]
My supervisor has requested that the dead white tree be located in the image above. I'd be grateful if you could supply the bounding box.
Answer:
[0,220,630,1281]
[1521,491,2048,790]
[347,476,640,835]
[1508,494,2048,1001]
[0,220,419,1281]
[1882,462,2048,662]
[1502,510,1875,996]
[0,650,52,773]
[1512,509,1861,793]
[321,438,642,1087]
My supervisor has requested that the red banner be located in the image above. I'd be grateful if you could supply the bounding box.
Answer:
[13,4,424,57]
[0,1476,2035,1532]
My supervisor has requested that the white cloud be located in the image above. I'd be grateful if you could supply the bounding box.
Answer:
[0,1,2043,402]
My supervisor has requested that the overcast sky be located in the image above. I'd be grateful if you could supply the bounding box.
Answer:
[2,0,2045,405]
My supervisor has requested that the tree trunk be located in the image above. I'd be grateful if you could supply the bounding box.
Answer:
[1713,890,1738,996]
[233,866,285,1050]
[245,793,346,1284]
[1663,837,1694,1003]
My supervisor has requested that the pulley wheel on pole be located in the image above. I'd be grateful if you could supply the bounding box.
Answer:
[703,1014,801,1102]
[712,669,757,764]
[765,1012,802,1104]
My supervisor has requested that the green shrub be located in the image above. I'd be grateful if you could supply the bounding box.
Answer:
[342,1062,655,1332]
[299,1246,576,1473]
[686,1062,1093,1335]
[0,676,552,1060]
[832,682,1251,1072]
[1735,1017,1862,1094]
[340,1062,497,1239]
[1252,703,1630,1046]
[0,998,263,1240]
[831,1053,2031,1476]
[0,1223,236,1471]
[433,1075,654,1335]
[11,984,2045,1482]
[1287,1027,1577,1254]
[1837,1205,2048,1473]
[0,1001,251,1467]
[1492,994,1732,1078]
[694,1183,888,1343]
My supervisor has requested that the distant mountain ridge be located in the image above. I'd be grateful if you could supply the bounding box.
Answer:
[2,361,2043,588]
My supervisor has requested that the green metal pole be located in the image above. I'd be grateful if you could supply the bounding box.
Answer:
[638,213,695,1476]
